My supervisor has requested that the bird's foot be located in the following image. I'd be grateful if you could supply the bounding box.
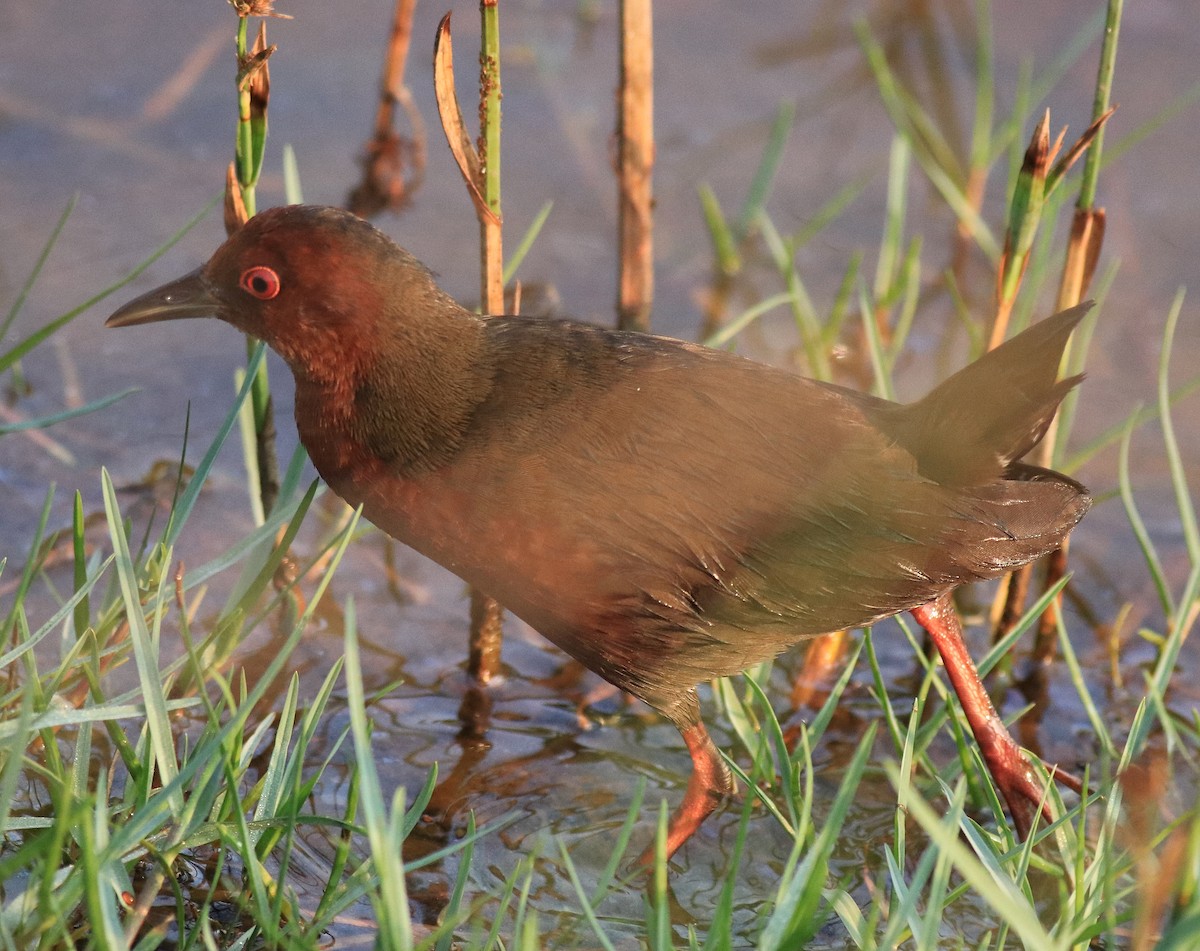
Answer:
[634,720,734,869]
[911,594,1083,841]
[960,695,1085,840]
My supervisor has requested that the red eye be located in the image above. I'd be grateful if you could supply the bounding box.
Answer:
[239,266,281,300]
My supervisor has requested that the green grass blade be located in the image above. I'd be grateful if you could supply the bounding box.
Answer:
[1,196,77,339]
[283,142,304,204]
[343,595,414,951]
[504,200,554,285]
[889,764,1063,951]
[736,100,795,240]
[699,183,741,276]
[164,342,267,548]
[1156,291,1199,563]
[0,200,216,376]
[101,468,181,813]
[0,388,137,436]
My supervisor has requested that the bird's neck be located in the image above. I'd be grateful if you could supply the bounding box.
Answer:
[293,305,494,483]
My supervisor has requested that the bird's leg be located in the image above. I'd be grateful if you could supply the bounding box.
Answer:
[911,592,1076,838]
[637,695,734,866]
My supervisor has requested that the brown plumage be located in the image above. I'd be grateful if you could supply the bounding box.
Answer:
[107,205,1091,860]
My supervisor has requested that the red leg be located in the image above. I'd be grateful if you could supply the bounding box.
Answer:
[911,592,1076,837]
[638,697,733,866]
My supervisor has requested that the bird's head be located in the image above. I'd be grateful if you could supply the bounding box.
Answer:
[107,205,455,381]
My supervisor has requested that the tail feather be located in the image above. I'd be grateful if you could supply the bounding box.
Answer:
[888,302,1091,486]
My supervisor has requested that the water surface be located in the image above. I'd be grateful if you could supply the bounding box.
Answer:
[2,0,1198,944]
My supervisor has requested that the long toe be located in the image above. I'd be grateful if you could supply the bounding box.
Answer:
[636,720,733,867]
[911,594,1066,839]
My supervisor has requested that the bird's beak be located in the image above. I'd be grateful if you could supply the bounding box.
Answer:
[105,268,219,328]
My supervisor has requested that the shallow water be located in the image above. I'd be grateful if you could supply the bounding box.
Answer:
[3,0,1199,944]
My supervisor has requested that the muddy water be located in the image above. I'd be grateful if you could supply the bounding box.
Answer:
[3,0,1198,944]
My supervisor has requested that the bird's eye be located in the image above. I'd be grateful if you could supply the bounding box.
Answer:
[239,266,281,300]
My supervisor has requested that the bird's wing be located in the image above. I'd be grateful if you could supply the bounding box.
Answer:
[462,322,1052,625]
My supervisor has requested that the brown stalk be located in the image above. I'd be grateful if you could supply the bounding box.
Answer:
[1026,204,1107,658]
[992,114,1112,655]
[224,162,249,234]
[1121,753,1191,951]
[616,0,654,331]
[347,0,427,217]
[477,0,504,318]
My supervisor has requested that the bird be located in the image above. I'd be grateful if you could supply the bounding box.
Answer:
[107,204,1091,861]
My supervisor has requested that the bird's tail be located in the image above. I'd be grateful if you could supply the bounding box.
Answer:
[892,302,1091,486]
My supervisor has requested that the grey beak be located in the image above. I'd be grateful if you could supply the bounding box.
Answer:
[106,268,218,327]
